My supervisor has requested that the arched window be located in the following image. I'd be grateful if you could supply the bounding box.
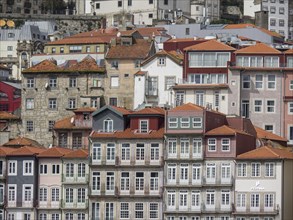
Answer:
[103,118,113,132]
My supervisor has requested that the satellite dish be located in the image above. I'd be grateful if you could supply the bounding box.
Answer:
[70,117,75,124]
[0,20,6,27]
[7,20,15,28]
[117,32,121,37]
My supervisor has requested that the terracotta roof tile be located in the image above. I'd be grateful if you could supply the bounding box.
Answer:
[54,116,90,130]
[134,71,147,76]
[169,103,204,112]
[63,149,88,158]
[111,106,133,115]
[173,84,229,90]
[285,49,293,54]
[131,107,165,115]
[106,39,152,59]
[0,111,19,120]
[205,125,251,136]
[91,127,164,139]
[8,146,46,156]
[38,147,73,158]
[137,27,169,38]
[120,30,137,36]
[73,107,97,113]
[237,146,293,159]
[184,40,236,51]
[3,136,43,147]
[167,38,206,43]
[46,36,113,45]
[235,43,281,54]
[254,126,287,142]
[66,56,105,72]
[0,147,17,156]
[142,50,183,66]
[22,59,62,73]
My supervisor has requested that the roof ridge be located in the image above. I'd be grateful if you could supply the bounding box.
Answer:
[265,146,282,158]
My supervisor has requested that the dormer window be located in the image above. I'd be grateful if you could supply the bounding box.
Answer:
[111,60,119,69]
[139,120,149,133]
[168,117,178,128]
[103,118,113,132]
[158,57,166,66]
[192,117,202,128]
[180,117,190,128]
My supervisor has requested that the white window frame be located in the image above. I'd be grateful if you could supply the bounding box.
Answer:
[139,120,149,133]
[180,117,190,128]
[92,143,101,162]
[251,163,261,177]
[150,143,160,161]
[237,163,247,177]
[192,138,202,158]
[266,99,275,113]
[236,193,246,209]
[120,202,129,219]
[267,74,276,90]
[39,187,48,202]
[23,160,34,176]
[265,163,274,177]
[92,172,100,191]
[179,191,188,210]
[192,163,201,183]
[52,164,60,174]
[167,191,176,209]
[121,143,130,161]
[110,76,119,87]
[120,172,129,191]
[192,117,202,128]
[250,193,260,209]
[288,102,293,114]
[23,184,33,203]
[106,143,115,161]
[254,99,263,113]
[208,138,216,152]
[135,172,144,191]
[168,117,178,128]
[206,163,216,182]
[168,138,177,158]
[26,98,34,109]
[103,118,113,132]
[8,161,17,176]
[51,188,60,202]
[136,143,145,161]
[221,138,230,151]
[255,74,263,89]
[180,163,189,184]
[8,184,16,202]
[149,203,159,219]
[242,75,251,89]
[150,172,159,191]
[167,163,176,183]
[180,138,189,158]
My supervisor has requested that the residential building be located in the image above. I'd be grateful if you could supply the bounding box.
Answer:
[37,147,73,220]
[2,136,42,148]
[0,64,10,80]
[89,105,165,220]
[21,56,105,146]
[0,81,21,113]
[235,146,293,220]
[189,0,220,23]
[0,111,20,145]
[171,40,235,114]
[53,107,96,149]
[228,43,284,137]
[105,31,155,109]
[61,149,89,220]
[164,103,256,219]
[134,50,183,109]
[5,146,45,219]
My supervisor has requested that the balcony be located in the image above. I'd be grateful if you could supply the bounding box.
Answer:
[234,206,279,215]
[62,199,88,209]
[38,201,60,209]
[22,201,33,208]
[228,61,293,68]
[62,174,89,183]
[203,176,234,186]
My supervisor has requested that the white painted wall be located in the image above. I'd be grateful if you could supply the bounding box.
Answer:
[134,75,146,109]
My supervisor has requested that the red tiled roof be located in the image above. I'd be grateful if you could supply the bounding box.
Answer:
[134,71,147,76]
[137,27,169,38]
[0,111,19,120]
[205,125,251,136]
[73,107,97,113]
[235,43,281,54]
[120,30,137,36]
[111,106,133,115]
[8,146,45,156]
[142,50,183,66]
[46,36,113,45]
[63,149,88,158]
[22,59,62,73]
[0,147,17,156]
[3,136,42,147]
[169,103,204,112]
[132,107,165,115]
[106,39,153,59]
[166,38,206,43]
[184,40,236,51]
[173,84,229,90]
[90,127,164,139]
[37,147,73,158]
[254,126,287,142]
[285,49,293,54]
[53,116,90,130]
[237,145,293,159]
[66,56,105,72]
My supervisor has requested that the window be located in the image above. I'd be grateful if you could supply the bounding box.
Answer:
[150,172,159,191]
[68,98,76,109]
[77,213,85,220]
[121,172,129,191]
[237,163,247,177]
[221,190,230,206]
[8,161,17,175]
[8,185,16,202]
[96,3,100,9]
[150,203,158,218]
[26,121,34,132]
[264,56,279,67]
[279,19,285,27]
[265,163,274,177]
[52,213,60,220]
[266,100,275,113]
[192,164,201,181]
[26,98,34,109]
[39,213,47,220]
[8,213,15,220]
[107,143,115,161]
[168,164,176,182]
[168,117,178,128]
[206,190,215,205]
[51,188,60,202]
[179,191,188,208]
[65,213,73,220]
[265,125,274,133]
[104,118,113,132]
[49,77,57,88]
[23,161,33,175]
[264,193,274,208]
[106,172,115,191]
[66,163,74,178]
[69,46,82,53]
[52,164,60,174]
[111,76,119,87]
[158,57,166,66]
[93,143,101,161]
[60,47,64,53]
[165,76,176,90]
[289,102,293,114]
[69,77,76,88]
[0,185,4,203]
[195,91,204,106]
[136,143,145,161]
[135,172,144,191]
[40,164,47,174]
[135,203,144,218]
[77,188,86,203]
[139,120,148,133]
[180,117,190,128]
[7,46,13,51]
[214,91,220,109]
[78,163,85,178]
[23,185,33,202]
[149,0,153,4]
[92,172,100,191]
[148,13,153,18]
[48,120,55,132]
[150,143,159,160]
[221,163,231,179]
[255,75,263,89]
[24,213,31,220]
[206,163,216,180]
[189,52,229,67]
[185,28,190,35]
[127,0,132,6]
[242,75,250,89]
[48,98,57,110]
[51,47,56,53]
[175,91,185,106]
[134,59,140,68]
[121,143,130,161]
[65,188,73,204]
[8,33,15,38]
[254,100,263,113]
[236,193,246,208]
[27,77,35,88]
[118,0,122,7]
[167,191,175,208]
[72,132,82,148]
[180,138,189,157]
[120,202,129,218]
[180,164,189,182]
[221,138,230,151]
[58,132,68,147]
[168,138,177,157]
[109,97,117,106]
[164,0,168,4]
[267,75,276,89]
[251,194,260,208]
[251,163,261,177]
[193,138,202,157]
[270,6,276,14]
[208,138,216,151]
[111,60,119,69]
[39,187,47,202]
